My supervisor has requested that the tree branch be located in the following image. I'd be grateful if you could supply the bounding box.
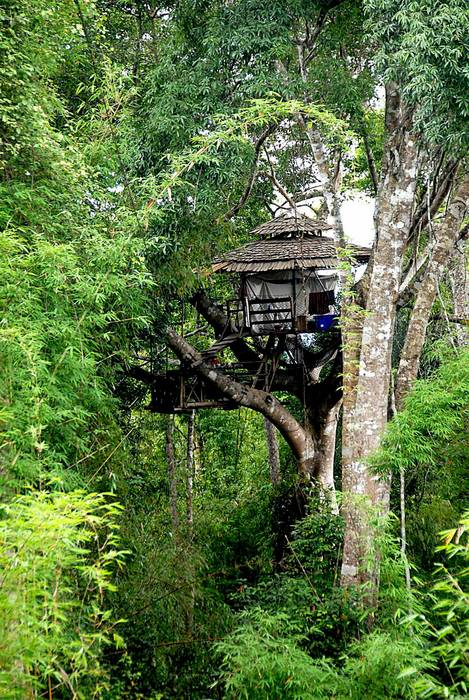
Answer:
[223,124,277,220]
[166,328,315,475]
[395,175,469,409]
[359,119,379,195]
[190,290,304,394]
[303,1,346,65]
[190,290,261,365]
[408,159,459,242]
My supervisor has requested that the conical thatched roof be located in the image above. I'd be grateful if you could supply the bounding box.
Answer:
[252,213,333,239]
[212,215,370,273]
[212,237,370,273]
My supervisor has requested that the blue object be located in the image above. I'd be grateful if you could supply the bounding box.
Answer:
[314,314,337,332]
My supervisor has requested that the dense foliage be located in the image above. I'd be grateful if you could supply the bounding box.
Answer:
[0,492,125,697]
[0,0,467,698]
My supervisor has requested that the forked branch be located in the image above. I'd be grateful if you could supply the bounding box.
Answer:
[166,328,315,477]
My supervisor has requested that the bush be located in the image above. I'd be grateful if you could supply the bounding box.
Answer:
[0,490,125,699]
[287,499,344,591]
[340,632,426,699]
[216,608,339,700]
[406,511,469,698]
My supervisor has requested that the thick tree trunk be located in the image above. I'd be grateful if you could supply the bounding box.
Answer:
[165,416,179,534]
[307,399,341,487]
[341,84,419,586]
[341,305,364,488]
[264,417,281,485]
[395,176,469,410]
[166,328,316,477]
[308,400,341,514]
[311,400,341,491]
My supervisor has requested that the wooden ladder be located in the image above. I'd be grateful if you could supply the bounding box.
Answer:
[201,333,243,359]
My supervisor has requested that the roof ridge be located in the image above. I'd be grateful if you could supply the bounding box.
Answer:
[251,214,333,238]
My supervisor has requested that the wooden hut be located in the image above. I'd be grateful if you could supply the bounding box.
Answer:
[212,214,370,334]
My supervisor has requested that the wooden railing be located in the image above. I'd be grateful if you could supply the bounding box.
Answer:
[247,296,294,334]
[224,295,333,335]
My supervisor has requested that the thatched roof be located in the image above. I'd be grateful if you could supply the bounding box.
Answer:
[252,214,333,239]
[212,237,371,273]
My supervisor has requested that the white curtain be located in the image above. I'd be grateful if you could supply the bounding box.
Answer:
[244,270,337,331]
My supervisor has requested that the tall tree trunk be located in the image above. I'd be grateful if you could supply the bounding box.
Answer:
[186,409,195,540]
[395,176,469,410]
[165,416,179,534]
[307,400,340,489]
[264,417,281,485]
[341,84,419,586]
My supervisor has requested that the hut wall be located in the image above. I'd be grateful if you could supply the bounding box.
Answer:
[244,270,337,332]
[246,271,336,305]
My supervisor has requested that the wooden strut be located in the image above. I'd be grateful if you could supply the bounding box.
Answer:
[165,327,316,477]
[134,296,341,415]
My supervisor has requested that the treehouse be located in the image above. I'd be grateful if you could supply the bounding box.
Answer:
[212,214,370,335]
[146,214,370,413]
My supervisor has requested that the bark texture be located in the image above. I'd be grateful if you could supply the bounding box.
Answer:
[341,84,419,585]
[264,417,281,485]
[450,243,468,347]
[395,176,469,410]
[308,399,341,514]
[311,400,341,492]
